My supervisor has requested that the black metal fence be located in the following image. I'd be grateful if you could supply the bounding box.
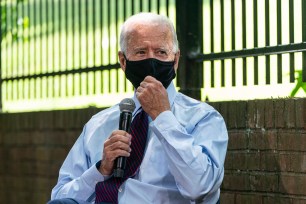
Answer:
[176,0,306,101]
[1,0,305,112]
[198,0,306,86]
[0,0,176,112]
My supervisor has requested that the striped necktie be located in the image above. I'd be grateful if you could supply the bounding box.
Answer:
[95,109,148,204]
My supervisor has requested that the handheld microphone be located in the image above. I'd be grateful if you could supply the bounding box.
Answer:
[114,98,136,178]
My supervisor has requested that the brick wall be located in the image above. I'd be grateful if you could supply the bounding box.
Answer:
[212,99,306,204]
[0,98,305,204]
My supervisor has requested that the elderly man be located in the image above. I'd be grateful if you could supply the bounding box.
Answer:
[49,12,228,204]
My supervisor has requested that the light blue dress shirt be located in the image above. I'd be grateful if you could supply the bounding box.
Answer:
[51,82,228,204]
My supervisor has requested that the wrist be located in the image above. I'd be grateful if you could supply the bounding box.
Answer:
[96,160,111,176]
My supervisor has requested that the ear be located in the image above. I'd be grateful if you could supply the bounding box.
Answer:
[173,50,180,72]
[118,51,126,71]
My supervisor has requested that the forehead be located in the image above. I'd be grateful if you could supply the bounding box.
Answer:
[126,23,173,48]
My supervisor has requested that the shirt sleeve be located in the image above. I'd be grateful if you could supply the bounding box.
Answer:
[150,110,228,201]
[50,128,106,202]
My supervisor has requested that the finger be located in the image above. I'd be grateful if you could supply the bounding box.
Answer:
[143,75,156,82]
[103,148,131,163]
[110,140,131,152]
[136,86,144,93]
[103,140,131,161]
[139,81,147,88]
[104,132,131,149]
[110,130,131,138]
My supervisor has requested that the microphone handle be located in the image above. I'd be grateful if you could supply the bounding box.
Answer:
[114,111,132,178]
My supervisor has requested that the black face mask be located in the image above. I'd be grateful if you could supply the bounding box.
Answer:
[124,57,176,89]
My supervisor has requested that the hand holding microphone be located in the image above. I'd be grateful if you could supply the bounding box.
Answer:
[114,98,136,178]
[99,98,135,177]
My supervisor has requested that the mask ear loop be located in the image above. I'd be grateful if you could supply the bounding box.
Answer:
[123,53,128,61]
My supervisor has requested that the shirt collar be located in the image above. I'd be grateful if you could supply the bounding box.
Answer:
[132,81,177,115]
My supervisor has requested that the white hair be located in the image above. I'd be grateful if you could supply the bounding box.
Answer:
[119,12,179,54]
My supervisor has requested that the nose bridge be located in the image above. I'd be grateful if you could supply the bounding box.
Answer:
[147,49,154,58]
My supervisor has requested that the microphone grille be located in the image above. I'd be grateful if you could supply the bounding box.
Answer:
[119,98,136,113]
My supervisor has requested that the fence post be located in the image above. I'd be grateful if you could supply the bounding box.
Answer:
[176,0,203,100]
[302,0,306,82]
[0,2,2,112]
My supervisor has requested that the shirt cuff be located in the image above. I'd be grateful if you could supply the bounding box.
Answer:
[152,110,185,137]
[81,161,109,187]
[95,160,112,179]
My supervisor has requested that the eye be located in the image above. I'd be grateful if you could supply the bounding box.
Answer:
[157,50,168,56]
[136,50,146,55]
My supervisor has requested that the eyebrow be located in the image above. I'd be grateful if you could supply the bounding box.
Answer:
[133,47,170,52]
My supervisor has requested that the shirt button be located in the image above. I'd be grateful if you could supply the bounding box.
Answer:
[118,187,122,192]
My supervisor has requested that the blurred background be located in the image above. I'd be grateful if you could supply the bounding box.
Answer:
[0,0,305,203]
[1,0,305,113]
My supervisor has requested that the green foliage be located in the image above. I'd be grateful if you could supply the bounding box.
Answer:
[1,3,7,41]
[290,70,306,97]
[1,0,28,43]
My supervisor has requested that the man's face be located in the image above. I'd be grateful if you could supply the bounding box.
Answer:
[119,23,180,71]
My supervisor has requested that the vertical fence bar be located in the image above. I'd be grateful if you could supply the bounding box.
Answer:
[72,0,75,69]
[27,0,31,99]
[16,0,20,101]
[107,0,111,93]
[93,0,97,94]
[302,0,306,82]
[5,2,7,102]
[14,2,22,100]
[131,0,134,14]
[100,0,104,93]
[22,1,25,78]
[85,0,89,95]
[93,0,96,66]
[242,0,247,85]
[265,0,270,84]
[58,0,62,97]
[85,0,89,68]
[176,0,203,100]
[52,0,55,98]
[220,0,225,87]
[10,2,14,83]
[16,1,19,81]
[166,0,169,17]
[139,0,143,12]
[33,0,37,99]
[210,0,214,87]
[66,0,68,70]
[46,0,49,74]
[253,0,258,85]
[289,0,294,82]
[149,0,151,12]
[115,0,119,93]
[72,0,76,96]
[231,0,236,86]
[123,0,128,92]
[277,0,282,83]
[46,0,49,98]
[6,2,9,102]
[78,0,82,95]
[65,0,69,96]
[0,0,2,111]
[40,0,43,98]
